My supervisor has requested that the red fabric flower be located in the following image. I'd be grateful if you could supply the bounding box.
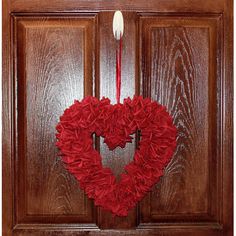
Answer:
[56,96,177,216]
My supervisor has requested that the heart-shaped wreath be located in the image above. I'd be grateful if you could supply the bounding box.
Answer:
[56,96,177,216]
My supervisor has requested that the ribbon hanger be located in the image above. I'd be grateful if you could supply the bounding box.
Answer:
[113,11,124,104]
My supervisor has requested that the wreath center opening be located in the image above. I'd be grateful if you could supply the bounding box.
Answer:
[99,132,140,180]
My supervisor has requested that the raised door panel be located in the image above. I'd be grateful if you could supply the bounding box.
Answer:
[14,15,98,226]
[139,15,223,231]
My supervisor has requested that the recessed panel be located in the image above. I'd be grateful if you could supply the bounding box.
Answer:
[139,16,221,224]
[15,16,96,223]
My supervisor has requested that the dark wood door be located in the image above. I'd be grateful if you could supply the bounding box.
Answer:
[3,0,233,235]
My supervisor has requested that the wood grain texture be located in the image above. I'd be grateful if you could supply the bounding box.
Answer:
[2,1,13,236]
[10,0,224,13]
[150,26,209,215]
[139,16,222,225]
[12,229,223,236]
[2,1,233,235]
[12,222,223,236]
[14,16,97,224]
[221,1,233,235]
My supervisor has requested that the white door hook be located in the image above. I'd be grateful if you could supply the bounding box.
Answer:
[113,11,124,40]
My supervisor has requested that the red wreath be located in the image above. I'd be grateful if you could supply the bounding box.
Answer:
[56,96,177,216]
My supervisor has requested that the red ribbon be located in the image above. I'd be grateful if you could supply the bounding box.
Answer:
[116,36,122,104]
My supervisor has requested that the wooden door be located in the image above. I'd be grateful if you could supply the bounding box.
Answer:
[2,0,233,235]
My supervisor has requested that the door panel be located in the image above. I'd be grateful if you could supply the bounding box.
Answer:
[3,0,233,235]
[139,15,221,224]
[15,15,97,225]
